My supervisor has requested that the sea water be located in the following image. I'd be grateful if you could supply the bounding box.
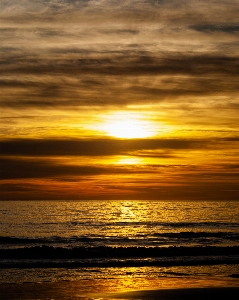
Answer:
[0,200,239,285]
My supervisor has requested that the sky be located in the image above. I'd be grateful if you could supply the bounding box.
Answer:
[0,0,239,201]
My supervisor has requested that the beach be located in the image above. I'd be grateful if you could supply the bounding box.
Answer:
[95,287,239,300]
[98,288,239,300]
[1,284,239,300]
[1,277,239,300]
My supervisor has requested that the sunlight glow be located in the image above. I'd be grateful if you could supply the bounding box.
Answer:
[107,120,150,138]
[115,157,142,165]
[101,112,157,139]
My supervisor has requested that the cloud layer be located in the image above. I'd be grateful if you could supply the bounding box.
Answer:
[1,0,239,200]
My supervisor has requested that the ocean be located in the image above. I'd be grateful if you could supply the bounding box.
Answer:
[1,200,239,290]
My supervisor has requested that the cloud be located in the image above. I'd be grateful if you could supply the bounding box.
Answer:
[0,157,137,180]
[1,0,238,112]
[1,1,239,200]
[1,153,239,180]
[2,54,238,77]
[190,24,239,33]
[1,1,238,24]
[0,53,238,110]
[0,137,208,157]
[1,158,239,200]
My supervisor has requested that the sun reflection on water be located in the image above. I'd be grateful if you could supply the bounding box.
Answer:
[119,202,137,222]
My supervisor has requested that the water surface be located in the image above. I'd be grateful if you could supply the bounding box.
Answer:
[0,200,239,285]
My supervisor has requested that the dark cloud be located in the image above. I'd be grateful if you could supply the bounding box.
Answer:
[190,24,239,33]
[2,0,238,25]
[0,138,208,157]
[1,154,239,181]
[1,155,193,180]
[99,29,140,35]
[2,54,238,76]
[0,157,139,180]
[1,157,239,201]
[1,53,238,108]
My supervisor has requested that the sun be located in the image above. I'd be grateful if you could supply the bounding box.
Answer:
[88,111,173,139]
[107,119,151,138]
[101,113,156,139]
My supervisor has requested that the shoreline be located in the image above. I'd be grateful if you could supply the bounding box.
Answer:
[92,287,239,299]
[1,277,239,300]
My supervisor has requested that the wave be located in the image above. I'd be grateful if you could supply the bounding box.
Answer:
[1,245,239,259]
[1,246,239,268]
[150,231,239,238]
[67,221,239,228]
[1,231,238,246]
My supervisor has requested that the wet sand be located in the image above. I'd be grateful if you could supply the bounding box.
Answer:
[1,278,239,300]
[1,285,239,300]
[95,287,239,299]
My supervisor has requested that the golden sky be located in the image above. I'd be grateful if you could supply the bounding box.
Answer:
[0,0,239,200]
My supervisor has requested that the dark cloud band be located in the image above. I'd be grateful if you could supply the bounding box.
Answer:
[0,138,207,157]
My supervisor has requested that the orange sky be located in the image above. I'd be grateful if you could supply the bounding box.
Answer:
[0,0,239,200]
